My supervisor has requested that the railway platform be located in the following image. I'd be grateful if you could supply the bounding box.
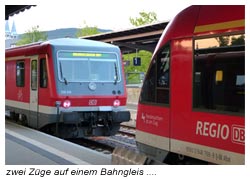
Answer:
[5,120,111,165]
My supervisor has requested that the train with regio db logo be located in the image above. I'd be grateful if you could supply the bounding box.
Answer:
[113,5,245,165]
[5,38,130,138]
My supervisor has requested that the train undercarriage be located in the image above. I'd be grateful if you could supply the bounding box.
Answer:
[6,108,130,138]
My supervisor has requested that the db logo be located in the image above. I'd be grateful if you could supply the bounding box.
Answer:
[232,125,245,145]
[89,99,97,106]
[88,99,97,106]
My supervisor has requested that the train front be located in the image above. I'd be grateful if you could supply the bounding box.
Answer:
[48,39,130,138]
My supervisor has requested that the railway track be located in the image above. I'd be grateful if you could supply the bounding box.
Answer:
[67,137,114,154]
[118,124,136,137]
[67,124,137,155]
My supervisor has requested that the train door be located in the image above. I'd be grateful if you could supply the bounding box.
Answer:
[29,56,38,128]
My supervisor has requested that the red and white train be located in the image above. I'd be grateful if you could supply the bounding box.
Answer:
[114,5,245,165]
[5,38,130,138]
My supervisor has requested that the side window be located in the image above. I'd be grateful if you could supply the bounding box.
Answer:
[140,44,170,105]
[193,34,245,114]
[156,45,170,104]
[40,58,48,88]
[16,61,25,87]
[31,60,37,90]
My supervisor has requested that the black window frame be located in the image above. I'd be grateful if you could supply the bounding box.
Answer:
[140,43,171,106]
[40,58,48,88]
[16,60,25,87]
[193,33,245,116]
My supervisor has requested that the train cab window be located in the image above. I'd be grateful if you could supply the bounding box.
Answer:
[140,44,170,105]
[40,58,48,88]
[16,61,25,87]
[31,60,38,90]
[193,34,245,115]
[57,51,120,83]
[156,45,170,104]
[140,60,156,103]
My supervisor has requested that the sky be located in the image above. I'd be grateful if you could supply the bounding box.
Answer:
[5,0,249,34]
[6,0,190,34]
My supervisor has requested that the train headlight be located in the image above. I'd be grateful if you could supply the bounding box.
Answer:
[63,100,71,108]
[113,99,120,107]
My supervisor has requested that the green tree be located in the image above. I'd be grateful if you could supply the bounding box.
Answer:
[123,50,152,84]
[216,36,230,47]
[129,11,157,26]
[124,11,157,84]
[215,35,245,47]
[231,35,245,45]
[76,21,100,37]
[16,26,47,46]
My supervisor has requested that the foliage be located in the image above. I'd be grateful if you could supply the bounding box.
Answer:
[231,35,245,45]
[16,26,47,46]
[216,36,230,47]
[125,11,157,83]
[76,21,100,37]
[123,50,152,83]
[129,11,157,27]
[216,34,245,47]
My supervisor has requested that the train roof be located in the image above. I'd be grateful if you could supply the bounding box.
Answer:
[42,38,117,48]
[155,5,245,54]
[6,38,119,57]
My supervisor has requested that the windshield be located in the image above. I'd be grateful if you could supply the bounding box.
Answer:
[57,51,120,83]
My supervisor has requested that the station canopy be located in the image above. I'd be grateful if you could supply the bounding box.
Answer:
[82,21,169,54]
[5,5,36,20]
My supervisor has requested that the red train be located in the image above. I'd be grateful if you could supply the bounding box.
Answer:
[5,38,130,138]
[114,5,245,165]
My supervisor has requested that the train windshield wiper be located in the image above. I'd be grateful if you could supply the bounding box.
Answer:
[114,62,118,85]
[59,61,68,85]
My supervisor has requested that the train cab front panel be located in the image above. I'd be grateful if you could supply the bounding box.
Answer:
[43,39,130,137]
[6,38,130,138]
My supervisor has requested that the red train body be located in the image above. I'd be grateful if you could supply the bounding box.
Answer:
[136,5,245,164]
[5,38,130,138]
